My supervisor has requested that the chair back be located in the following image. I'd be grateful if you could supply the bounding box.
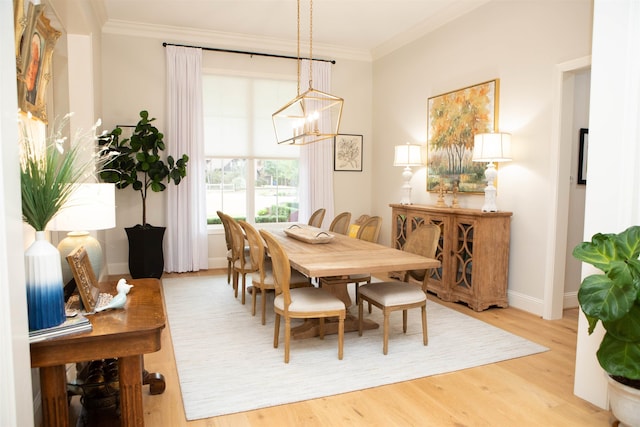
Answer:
[308,208,326,228]
[403,224,441,284]
[260,230,292,306]
[329,212,352,235]
[217,211,232,251]
[356,216,382,243]
[238,220,266,278]
[226,216,248,267]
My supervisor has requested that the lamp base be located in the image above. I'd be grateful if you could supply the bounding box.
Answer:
[481,162,499,212]
[400,166,414,205]
[58,231,103,284]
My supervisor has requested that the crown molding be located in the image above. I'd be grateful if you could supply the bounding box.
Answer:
[102,20,373,63]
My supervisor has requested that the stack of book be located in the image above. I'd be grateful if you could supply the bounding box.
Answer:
[29,314,92,343]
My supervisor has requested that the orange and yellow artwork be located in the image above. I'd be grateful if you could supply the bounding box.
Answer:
[426,79,499,193]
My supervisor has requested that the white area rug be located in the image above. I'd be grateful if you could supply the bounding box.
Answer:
[163,276,548,420]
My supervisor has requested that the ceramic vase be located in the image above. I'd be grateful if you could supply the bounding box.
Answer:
[25,231,66,330]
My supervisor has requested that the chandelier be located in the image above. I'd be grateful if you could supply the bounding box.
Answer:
[272,0,344,145]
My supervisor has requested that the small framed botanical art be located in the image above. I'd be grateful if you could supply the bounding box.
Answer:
[334,134,363,172]
[66,246,100,312]
[426,79,499,193]
[17,4,60,123]
[578,128,588,185]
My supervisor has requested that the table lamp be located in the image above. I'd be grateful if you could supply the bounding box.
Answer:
[48,183,116,283]
[394,142,423,205]
[472,132,512,212]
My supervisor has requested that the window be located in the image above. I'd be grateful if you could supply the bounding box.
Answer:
[203,74,299,225]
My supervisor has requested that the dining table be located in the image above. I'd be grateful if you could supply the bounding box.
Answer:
[266,225,440,338]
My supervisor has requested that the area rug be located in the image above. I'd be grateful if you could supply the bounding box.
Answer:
[162,276,548,420]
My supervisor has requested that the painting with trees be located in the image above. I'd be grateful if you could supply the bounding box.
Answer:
[426,79,499,193]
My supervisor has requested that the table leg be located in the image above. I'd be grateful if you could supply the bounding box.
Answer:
[39,365,68,427]
[118,355,144,427]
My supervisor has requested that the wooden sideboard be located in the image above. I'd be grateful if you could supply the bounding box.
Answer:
[390,204,512,311]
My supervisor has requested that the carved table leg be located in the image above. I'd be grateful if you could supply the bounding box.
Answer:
[39,364,69,427]
[118,355,144,427]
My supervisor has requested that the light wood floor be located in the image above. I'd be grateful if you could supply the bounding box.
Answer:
[133,270,610,426]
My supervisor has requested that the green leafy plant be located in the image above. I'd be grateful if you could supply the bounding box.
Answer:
[572,225,640,384]
[98,110,189,226]
[20,113,103,231]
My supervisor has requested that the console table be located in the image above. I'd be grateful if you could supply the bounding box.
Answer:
[30,278,166,427]
[390,204,512,311]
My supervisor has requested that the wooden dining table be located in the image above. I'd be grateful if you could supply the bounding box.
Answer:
[266,225,440,338]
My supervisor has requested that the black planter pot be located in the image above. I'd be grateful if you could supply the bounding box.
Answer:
[125,225,166,279]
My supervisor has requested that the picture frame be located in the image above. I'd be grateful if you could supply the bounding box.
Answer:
[578,128,588,185]
[66,246,100,312]
[426,79,499,193]
[334,134,363,172]
[14,0,27,73]
[18,5,60,123]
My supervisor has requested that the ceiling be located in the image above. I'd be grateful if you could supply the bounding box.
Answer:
[96,0,490,59]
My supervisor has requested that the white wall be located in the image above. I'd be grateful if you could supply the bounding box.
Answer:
[1,1,35,425]
[371,0,593,314]
[99,30,373,274]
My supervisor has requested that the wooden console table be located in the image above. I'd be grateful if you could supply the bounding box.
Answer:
[30,278,166,427]
[390,204,512,311]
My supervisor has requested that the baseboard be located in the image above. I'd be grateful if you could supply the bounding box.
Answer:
[506,290,544,316]
[107,257,228,277]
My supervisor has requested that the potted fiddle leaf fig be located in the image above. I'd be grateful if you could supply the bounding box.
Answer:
[572,225,640,426]
[99,110,189,278]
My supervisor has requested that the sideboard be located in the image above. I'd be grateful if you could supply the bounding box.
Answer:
[390,204,512,311]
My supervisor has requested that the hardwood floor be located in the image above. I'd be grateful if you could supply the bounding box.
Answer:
[109,270,611,426]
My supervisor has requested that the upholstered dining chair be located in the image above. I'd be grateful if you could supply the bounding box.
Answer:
[260,229,346,363]
[238,220,312,324]
[216,211,234,284]
[328,211,352,235]
[358,223,441,355]
[308,208,326,228]
[227,216,258,304]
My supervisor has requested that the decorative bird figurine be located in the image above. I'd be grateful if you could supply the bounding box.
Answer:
[94,279,134,313]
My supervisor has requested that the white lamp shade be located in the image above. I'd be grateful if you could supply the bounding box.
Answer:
[394,143,423,166]
[472,133,512,162]
[48,183,116,231]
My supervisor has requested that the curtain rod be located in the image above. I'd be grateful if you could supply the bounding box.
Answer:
[162,42,336,64]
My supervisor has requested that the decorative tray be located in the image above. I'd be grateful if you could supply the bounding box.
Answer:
[284,225,334,244]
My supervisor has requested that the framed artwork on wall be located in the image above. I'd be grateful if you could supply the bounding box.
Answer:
[334,134,363,172]
[14,0,27,73]
[426,79,499,193]
[17,4,60,123]
[578,128,588,185]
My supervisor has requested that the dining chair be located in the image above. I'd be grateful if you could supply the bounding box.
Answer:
[260,229,346,363]
[307,208,326,228]
[357,223,440,355]
[347,214,370,237]
[328,211,352,235]
[216,211,234,284]
[227,216,258,304]
[238,220,312,324]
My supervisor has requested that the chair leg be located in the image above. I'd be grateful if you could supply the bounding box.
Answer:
[284,317,291,363]
[383,310,390,355]
[358,298,364,336]
[403,309,408,333]
[241,273,247,304]
[233,270,239,298]
[251,286,257,316]
[338,316,344,360]
[273,314,280,348]
[261,289,268,325]
[422,305,428,346]
[227,261,231,284]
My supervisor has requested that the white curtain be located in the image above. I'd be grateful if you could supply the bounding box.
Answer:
[164,46,208,272]
[298,59,335,227]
